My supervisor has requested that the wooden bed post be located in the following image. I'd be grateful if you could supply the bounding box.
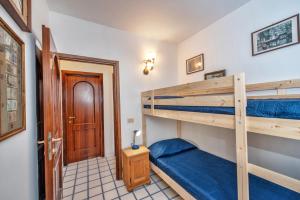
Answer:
[141,90,154,146]
[141,94,147,146]
[142,114,147,146]
[151,90,155,115]
[176,120,181,138]
[234,73,249,200]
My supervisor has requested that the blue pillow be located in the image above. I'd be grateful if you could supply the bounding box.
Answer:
[149,138,197,159]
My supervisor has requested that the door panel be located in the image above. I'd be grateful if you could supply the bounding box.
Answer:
[73,82,95,123]
[63,72,104,164]
[130,154,150,185]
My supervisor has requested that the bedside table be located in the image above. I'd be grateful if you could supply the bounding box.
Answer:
[122,146,151,191]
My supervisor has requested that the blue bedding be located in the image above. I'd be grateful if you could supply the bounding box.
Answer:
[144,99,300,120]
[149,139,300,200]
[149,138,197,160]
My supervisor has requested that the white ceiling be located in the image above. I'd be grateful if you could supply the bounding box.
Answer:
[47,0,250,43]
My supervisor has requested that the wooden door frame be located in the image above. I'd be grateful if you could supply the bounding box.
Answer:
[62,70,105,163]
[42,25,53,200]
[58,53,122,180]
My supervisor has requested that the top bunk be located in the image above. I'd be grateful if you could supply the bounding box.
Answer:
[141,73,300,141]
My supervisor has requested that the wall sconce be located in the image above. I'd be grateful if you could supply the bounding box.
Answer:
[143,56,155,75]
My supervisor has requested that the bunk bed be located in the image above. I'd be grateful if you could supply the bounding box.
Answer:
[140,73,300,200]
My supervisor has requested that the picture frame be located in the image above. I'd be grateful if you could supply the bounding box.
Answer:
[204,69,226,80]
[0,0,31,32]
[0,17,26,142]
[251,14,300,56]
[186,54,204,74]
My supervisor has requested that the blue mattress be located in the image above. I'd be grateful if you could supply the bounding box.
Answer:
[150,148,300,200]
[144,98,300,120]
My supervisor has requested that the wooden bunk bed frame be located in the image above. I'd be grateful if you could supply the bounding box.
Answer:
[141,73,300,200]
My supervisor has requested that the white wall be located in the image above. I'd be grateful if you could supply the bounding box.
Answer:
[0,6,38,200]
[60,60,115,156]
[49,12,178,148]
[31,0,49,43]
[177,0,300,179]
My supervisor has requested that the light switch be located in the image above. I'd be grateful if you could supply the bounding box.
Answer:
[127,118,134,123]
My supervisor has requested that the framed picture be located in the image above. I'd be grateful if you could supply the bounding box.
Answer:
[186,54,204,74]
[0,17,25,142]
[204,70,226,80]
[0,0,31,32]
[252,14,300,56]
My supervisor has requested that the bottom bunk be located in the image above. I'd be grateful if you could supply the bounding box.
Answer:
[149,138,300,200]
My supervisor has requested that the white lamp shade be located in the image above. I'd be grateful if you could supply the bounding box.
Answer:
[135,130,142,136]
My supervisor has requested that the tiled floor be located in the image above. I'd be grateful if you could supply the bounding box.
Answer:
[63,156,182,200]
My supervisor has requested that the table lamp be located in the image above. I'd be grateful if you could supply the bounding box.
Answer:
[131,130,141,150]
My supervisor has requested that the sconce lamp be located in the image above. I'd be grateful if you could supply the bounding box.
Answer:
[131,130,142,150]
[143,57,155,75]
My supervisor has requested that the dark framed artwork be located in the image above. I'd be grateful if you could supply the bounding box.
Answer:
[186,54,204,74]
[0,0,31,32]
[204,70,226,80]
[0,17,26,142]
[252,14,300,56]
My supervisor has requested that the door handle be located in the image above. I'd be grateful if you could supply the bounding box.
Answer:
[68,117,75,124]
[52,137,62,143]
[48,132,52,160]
[37,140,44,145]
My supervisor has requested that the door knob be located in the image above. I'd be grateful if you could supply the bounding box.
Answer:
[68,116,76,119]
[52,147,58,154]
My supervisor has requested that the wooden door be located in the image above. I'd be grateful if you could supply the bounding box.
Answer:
[42,25,63,200]
[63,71,104,164]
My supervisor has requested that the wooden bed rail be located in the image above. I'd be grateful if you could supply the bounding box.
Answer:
[142,75,235,97]
[142,78,300,98]
[248,164,300,193]
[151,163,196,200]
[246,79,300,92]
[155,95,234,107]
[248,94,300,99]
